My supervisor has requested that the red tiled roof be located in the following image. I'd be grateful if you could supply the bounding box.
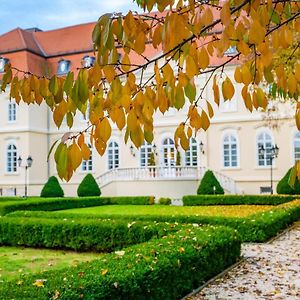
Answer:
[33,22,95,57]
[0,28,43,55]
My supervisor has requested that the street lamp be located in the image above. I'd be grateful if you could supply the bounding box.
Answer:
[18,156,33,198]
[258,144,279,194]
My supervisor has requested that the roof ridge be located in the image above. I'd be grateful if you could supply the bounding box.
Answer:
[16,28,26,48]
[42,21,96,33]
[32,32,46,56]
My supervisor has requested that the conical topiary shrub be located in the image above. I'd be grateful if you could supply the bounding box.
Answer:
[77,173,101,197]
[197,170,224,195]
[276,167,300,194]
[40,176,64,198]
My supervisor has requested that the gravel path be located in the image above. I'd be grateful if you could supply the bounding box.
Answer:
[191,223,300,300]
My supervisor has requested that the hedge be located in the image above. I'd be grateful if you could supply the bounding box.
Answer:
[0,225,241,300]
[0,197,108,216]
[182,194,299,206]
[0,196,155,216]
[0,217,179,252]
[13,200,300,242]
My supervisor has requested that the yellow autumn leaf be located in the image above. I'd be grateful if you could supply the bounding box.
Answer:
[234,67,242,83]
[121,53,131,73]
[96,118,112,143]
[81,143,91,160]
[206,101,214,118]
[33,279,46,288]
[201,110,210,131]
[241,65,253,85]
[69,142,82,170]
[134,31,146,54]
[287,74,297,95]
[179,247,185,253]
[242,85,253,112]
[222,77,235,101]
[101,269,109,276]
[220,1,231,26]
[180,132,189,150]
[95,139,106,156]
[213,75,220,106]
[186,55,198,79]
[198,47,209,70]
[295,64,300,82]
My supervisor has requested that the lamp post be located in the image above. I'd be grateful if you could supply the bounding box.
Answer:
[18,156,33,198]
[258,144,279,194]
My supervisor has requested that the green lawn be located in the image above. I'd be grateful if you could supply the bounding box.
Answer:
[58,204,273,218]
[0,247,101,282]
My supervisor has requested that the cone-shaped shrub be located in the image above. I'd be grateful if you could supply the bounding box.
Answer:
[77,174,101,197]
[277,168,300,194]
[197,170,224,195]
[40,176,64,198]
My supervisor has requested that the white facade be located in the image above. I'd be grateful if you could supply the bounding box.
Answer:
[0,65,297,198]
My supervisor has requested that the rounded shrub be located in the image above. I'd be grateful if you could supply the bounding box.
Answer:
[197,170,224,195]
[158,197,171,205]
[77,174,101,197]
[276,168,300,194]
[40,176,64,198]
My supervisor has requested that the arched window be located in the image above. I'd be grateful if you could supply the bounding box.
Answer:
[8,101,17,122]
[257,131,272,166]
[223,134,238,167]
[81,144,93,172]
[140,142,153,167]
[185,138,198,166]
[162,138,175,167]
[108,141,119,170]
[294,132,300,162]
[6,144,17,173]
[57,59,70,75]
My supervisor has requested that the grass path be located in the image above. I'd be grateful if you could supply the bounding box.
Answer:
[0,247,102,282]
[58,204,273,218]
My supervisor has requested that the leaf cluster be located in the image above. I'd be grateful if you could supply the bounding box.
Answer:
[1,0,300,180]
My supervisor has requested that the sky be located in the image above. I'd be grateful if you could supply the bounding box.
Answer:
[0,0,142,35]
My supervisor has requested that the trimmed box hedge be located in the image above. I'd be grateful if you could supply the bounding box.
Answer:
[14,200,300,242]
[0,196,155,216]
[0,217,178,252]
[0,225,241,300]
[182,194,299,206]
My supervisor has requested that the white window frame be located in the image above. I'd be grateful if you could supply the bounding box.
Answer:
[161,138,176,167]
[222,132,239,168]
[6,143,18,174]
[140,142,153,167]
[8,101,17,123]
[81,144,93,172]
[185,138,198,166]
[256,130,274,167]
[293,131,300,162]
[108,141,119,170]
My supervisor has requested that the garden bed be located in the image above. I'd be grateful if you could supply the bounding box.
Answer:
[182,194,299,206]
[0,225,241,300]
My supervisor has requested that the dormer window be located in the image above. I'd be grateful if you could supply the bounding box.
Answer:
[57,59,70,75]
[82,55,95,68]
[224,46,238,57]
[0,57,9,73]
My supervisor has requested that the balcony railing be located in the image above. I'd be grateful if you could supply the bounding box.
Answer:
[97,166,240,194]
